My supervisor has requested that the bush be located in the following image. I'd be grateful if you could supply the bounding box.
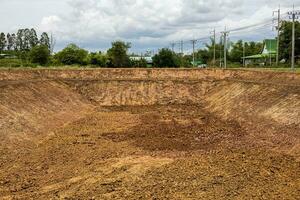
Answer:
[54,44,88,65]
[107,41,131,67]
[129,58,148,68]
[29,45,50,65]
[0,58,22,67]
[88,52,108,67]
[152,48,180,68]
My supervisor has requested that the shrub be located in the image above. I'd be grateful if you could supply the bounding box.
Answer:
[29,45,50,65]
[54,44,88,65]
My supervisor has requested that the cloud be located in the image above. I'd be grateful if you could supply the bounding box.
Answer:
[34,0,300,52]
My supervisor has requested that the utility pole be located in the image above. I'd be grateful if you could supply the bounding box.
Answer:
[171,42,176,52]
[288,5,300,71]
[180,40,184,67]
[243,41,246,67]
[180,40,183,54]
[219,35,223,68]
[210,29,216,66]
[273,6,281,66]
[49,33,56,55]
[191,39,197,67]
[221,29,229,69]
[269,40,272,66]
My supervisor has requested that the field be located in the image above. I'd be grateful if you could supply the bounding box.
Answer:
[0,69,299,199]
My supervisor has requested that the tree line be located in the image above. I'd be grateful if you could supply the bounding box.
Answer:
[0,20,298,68]
[154,20,299,67]
[0,32,147,68]
[0,29,51,52]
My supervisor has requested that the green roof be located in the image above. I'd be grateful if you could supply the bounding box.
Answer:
[191,60,204,65]
[243,53,276,59]
[243,39,277,59]
[264,39,277,54]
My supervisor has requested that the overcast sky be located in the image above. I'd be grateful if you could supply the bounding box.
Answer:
[1,0,300,53]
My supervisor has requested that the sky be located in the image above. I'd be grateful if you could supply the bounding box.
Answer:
[0,0,300,53]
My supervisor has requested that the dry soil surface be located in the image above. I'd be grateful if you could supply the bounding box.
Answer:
[0,69,299,200]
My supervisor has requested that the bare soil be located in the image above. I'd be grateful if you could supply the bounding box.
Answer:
[0,69,299,199]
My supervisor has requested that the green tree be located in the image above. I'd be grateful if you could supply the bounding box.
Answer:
[6,33,12,51]
[88,51,108,67]
[23,28,32,51]
[54,44,88,65]
[244,41,263,56]
[229,40,244,63]
[29,29,39,48]
[195,49,210,64]
[16,29,24,51]
[201,38,224,65]
[0,32,6,53]
[130,58,148,68]
[152,48,180,68]
[279,21,300,61]
[40,32,50,50]
[107,41,131,67]
[10,33,17,51]
[29,45,50,65]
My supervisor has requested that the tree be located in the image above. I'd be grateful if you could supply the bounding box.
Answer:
[29,45,50,65]
[54,44,88,65]
[16,29,24,51]
[88,51,108,67]
[130,58,148,68]
[0,32,6,53]
[40,32,50,50]
[229,40,244,63]
[6,33,12,51]
[107,41,131,67]
[29,28,39,48]
[152,48,180,68]
[23,28,31,51]
[279,21,300,61]
[244,41,263,56]
[10,34,17,51]
[195,49,210,64]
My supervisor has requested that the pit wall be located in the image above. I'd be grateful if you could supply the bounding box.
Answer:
[0,69,299,85]
[0,69,299,134]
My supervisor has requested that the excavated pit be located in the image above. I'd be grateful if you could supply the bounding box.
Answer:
[0,69,299,199]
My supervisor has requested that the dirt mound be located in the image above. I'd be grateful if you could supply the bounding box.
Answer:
[0,69,299,199]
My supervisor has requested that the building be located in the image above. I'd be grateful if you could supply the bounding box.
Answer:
[191,60,206,68]
[243,39,277,66]
[0,54,17,59]
[130,56,153,67]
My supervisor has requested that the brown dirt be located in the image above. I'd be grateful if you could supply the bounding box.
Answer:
[0,69,299,199]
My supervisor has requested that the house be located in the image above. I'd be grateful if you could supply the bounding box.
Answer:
[191,60,206,68]
[130,56,153,67]
[0,54,17,59]
[243,39,277,66]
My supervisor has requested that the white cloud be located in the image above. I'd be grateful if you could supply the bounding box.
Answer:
[1,0,300,52]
